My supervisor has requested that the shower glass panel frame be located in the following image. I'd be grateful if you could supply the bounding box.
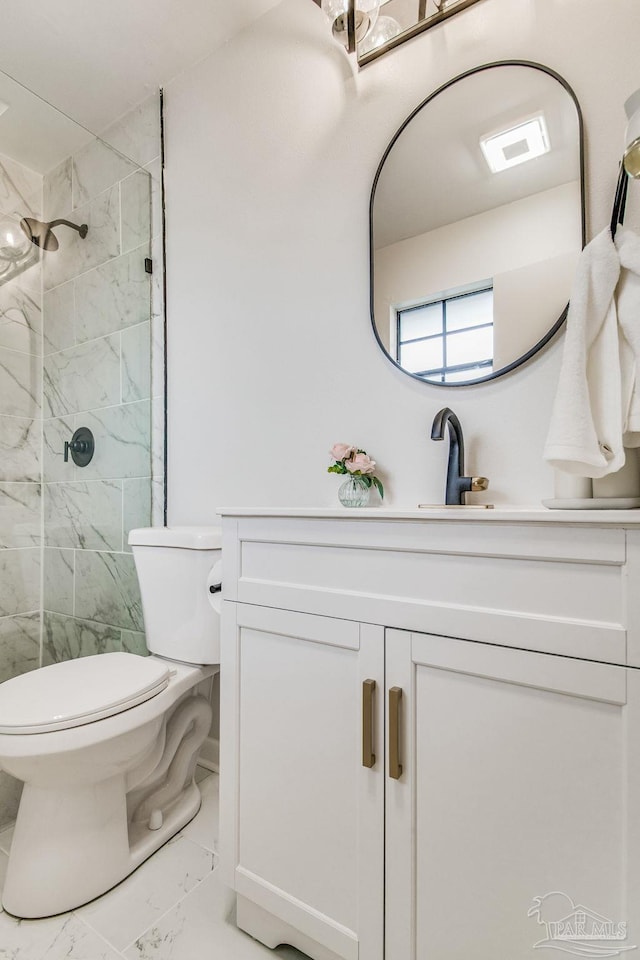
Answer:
[0,68,165,828]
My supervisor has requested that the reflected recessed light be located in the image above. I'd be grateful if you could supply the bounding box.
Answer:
[480,115,550,174]
[0,101,8,119]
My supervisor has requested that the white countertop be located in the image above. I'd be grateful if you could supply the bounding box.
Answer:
[217,505,640,525]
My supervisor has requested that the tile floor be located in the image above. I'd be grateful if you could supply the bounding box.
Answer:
[0,769,307,960]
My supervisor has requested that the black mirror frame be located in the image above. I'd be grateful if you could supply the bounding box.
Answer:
[369,60,586,388]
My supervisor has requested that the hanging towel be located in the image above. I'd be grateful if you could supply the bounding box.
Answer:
[544,225,640,477]
[617,228,640,446]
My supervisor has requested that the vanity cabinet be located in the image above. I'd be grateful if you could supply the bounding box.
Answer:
[219,511,640,960]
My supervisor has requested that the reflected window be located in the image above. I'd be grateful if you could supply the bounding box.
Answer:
[396,286,494,383]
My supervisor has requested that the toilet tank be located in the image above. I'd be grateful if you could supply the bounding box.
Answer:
[128,527,222,665]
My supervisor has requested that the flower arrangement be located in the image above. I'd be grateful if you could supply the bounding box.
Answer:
[328,443,384,499]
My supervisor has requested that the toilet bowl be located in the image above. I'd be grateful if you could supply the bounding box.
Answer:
[0,526,222,919]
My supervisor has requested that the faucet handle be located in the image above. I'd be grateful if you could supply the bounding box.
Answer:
[471,477,489,492]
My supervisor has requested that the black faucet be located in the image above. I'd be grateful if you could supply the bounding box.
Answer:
[430,407,488,505]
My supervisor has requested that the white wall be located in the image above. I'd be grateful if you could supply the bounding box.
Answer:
[164,0,640,517]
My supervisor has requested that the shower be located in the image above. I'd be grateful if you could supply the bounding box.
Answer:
[20,216,88,251]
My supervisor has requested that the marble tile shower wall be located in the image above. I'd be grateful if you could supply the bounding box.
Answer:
[0,153,43,824]
[42,95,163,670]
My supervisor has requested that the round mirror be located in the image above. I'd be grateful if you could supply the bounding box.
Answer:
[370,61,585,386]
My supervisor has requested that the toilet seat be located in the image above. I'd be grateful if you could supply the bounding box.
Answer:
[0,652,170,734]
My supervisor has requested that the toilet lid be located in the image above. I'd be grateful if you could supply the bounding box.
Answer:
[0,653,171,734]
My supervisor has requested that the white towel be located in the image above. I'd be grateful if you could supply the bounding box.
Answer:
[617,228,640,445]
[544,226,640,478]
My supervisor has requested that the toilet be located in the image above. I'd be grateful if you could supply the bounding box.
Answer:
[0,526,222,919]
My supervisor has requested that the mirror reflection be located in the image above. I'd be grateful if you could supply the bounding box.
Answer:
[370,62,584,386]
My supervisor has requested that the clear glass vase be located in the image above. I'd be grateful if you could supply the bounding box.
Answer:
[338,474,371,508]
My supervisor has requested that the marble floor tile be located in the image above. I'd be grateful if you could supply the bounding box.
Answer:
[123,868,306,960]
[179,771,219,853]
[0,910,125,960]
[78,835,215,952]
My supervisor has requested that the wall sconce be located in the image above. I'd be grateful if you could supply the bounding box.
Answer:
[624,88,640,178]
[312,0,487,64]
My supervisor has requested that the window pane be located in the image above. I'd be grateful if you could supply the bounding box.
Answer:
[399,302,443,342]
[400,336,443,374]
[446,326,493,367]
[447,290,493,331]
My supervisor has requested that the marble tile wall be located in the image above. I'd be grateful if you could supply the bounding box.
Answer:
[0,153,43,827]
[42,94,163,669]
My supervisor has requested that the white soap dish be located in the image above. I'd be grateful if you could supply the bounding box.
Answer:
[542,497,640,510]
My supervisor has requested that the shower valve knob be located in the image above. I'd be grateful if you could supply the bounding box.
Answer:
[63,427,95,467]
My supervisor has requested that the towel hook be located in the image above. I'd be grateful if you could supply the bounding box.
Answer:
[611,160,630,239]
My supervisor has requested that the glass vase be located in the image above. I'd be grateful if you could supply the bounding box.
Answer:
[338,475,371,508]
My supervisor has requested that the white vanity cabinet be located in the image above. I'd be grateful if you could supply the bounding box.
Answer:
[219,510,640,960]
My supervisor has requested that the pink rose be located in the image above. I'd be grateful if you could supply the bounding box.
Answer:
[346,453,376,475]
[330,443,356,462]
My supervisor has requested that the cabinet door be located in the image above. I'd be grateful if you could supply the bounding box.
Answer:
[220,602,385,960]
[385,629,640,960]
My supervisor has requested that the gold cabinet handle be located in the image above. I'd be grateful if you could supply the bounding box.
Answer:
[362,679,376,768]
[389,686,403,780]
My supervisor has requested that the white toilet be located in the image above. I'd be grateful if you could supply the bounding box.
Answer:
[0,526,222,919]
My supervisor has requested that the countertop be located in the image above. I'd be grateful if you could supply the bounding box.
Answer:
[217,505,640,525]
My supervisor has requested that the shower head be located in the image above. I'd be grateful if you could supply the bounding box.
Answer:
[20,217,88,252]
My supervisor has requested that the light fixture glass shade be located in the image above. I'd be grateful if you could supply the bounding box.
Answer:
[358,15,401,54]
[321,0,381,49]
[624,88,640,179]
[0,217,32,263]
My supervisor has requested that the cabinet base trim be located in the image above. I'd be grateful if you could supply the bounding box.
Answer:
[235,869,358,960]
[237,896,345,960]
